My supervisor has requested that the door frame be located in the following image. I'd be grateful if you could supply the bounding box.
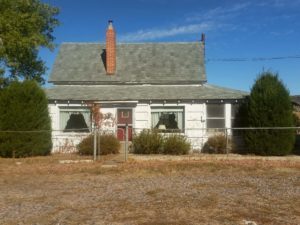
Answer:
[116,108,134,141]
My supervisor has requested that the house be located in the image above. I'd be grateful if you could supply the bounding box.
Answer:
[46,21,247,153]
[292,96,300,112]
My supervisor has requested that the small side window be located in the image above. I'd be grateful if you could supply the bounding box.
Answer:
[206,104,225,129]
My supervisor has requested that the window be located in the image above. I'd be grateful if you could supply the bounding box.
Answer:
[151,107,184,132]
[206,104,225,128]
[231,104,241,128]
[121,111,129,118]
[60,108,91,132]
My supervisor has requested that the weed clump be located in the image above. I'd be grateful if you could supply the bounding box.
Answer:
[202,134,228,154]
[163,134,191,155]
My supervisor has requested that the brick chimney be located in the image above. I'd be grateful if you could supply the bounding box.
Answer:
[106,20,116,75]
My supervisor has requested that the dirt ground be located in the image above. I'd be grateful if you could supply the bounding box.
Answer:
[0,154,299,225]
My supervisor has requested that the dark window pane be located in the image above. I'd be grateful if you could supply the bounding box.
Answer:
[151,107,184,132]
[231,104,240,118]
[207,104,224,117]
[64,113,90,132]
[207,119,225,128]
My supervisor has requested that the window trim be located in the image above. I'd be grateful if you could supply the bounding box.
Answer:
[59,107,92,133]
[206,104,225,129]
[150,106,185,133]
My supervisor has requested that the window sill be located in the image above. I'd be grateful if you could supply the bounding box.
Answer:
[155,129,184,134]
[54,131,91,136]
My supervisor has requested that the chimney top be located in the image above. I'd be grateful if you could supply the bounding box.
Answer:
[108,20,113,29]
[201,33,205,44]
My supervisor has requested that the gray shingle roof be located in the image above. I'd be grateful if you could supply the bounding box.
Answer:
[46,84,247,101]
[292,95,300,105]
[49,42,206,84]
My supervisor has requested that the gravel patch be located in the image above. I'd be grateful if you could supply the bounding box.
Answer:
[0,156,299,224]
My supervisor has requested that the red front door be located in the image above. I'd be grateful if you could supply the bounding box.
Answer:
[117,109,133,141]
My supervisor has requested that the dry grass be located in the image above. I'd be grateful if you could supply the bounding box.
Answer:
[0,154,299,225]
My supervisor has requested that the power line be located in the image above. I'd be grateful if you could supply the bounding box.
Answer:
[206,55,300,62]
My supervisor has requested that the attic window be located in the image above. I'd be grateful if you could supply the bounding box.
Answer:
[60,108,91,132]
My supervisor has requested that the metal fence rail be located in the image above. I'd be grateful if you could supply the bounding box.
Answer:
[0,126,299,160]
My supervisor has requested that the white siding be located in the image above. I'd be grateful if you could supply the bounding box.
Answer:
[185,104,206,150]
[134,104,151,133]
[49,103,89,153]
[48,102,234,153]
[48,104,59,131]
[100,107,117,132]
[49,103,117,153]
[225,103,232,135]
[133,103,206,151]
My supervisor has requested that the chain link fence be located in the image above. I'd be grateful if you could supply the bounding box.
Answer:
[0,126,299,160]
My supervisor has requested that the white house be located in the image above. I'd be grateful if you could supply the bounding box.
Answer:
[46,21,247,153]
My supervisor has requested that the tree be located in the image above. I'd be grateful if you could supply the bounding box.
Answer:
[241,71,295,155]
[0,0,59,87]
[0,80,52,157]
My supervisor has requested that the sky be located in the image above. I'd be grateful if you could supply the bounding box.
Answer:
[41,0,300,95]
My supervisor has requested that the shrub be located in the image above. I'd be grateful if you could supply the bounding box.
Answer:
[0,81,52,157]
[132,130,191,155]
[132,129,164,154]
[162,134,191,155]
[240,72,295,155]
[293,114,300,155]
[202,134,228,154]
[294,135,300,155]
[77,133,120,155]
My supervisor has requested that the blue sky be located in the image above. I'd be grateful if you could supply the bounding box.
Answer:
[42,0,300,95]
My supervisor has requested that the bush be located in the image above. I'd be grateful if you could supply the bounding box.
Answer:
[240,72,295,155]
[163,134,191,155]
[77,133,120,155]
[293,114,300,155]
[294,135,300,155]
[0,81,52,157]
[202,134,228,154]
[132,129,164,154]
[132,130,190,155]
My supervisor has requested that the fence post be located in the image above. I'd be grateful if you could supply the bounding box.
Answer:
[225,128,229,155]
[98,129,101,160]
[125,124,128,162]
[93,130,97,161]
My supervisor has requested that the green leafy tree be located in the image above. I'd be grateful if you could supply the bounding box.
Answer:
[0,80,52,157]
[0,0,59,87]
[241,71,295,155]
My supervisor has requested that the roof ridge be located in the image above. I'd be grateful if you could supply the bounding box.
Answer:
[61,41,201,45]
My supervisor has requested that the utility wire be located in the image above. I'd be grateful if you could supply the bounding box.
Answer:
[206,55,300,62]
